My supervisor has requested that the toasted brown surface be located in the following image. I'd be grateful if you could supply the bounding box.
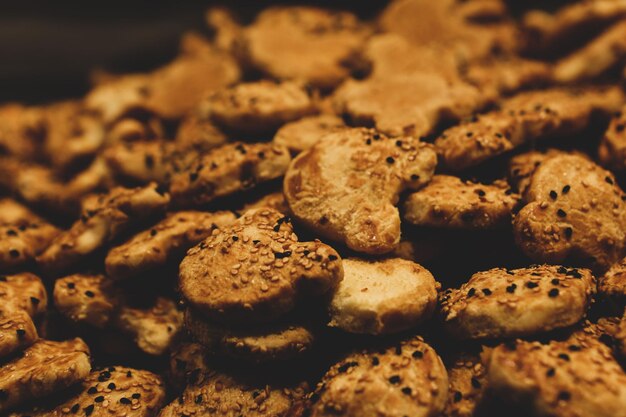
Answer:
[284,127,437,254]
[599,105,626,170]
[273,114,345,154]
[0,272,47,317]
[440,265,595,339]
[309,336,448,417]
[179,208,343,323]
[507,149,575,197]
[599,256,626,302]
[443,353,486,417]
[0,309,38,359]
[105,210,236,280]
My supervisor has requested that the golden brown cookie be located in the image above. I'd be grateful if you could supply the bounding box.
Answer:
[598,106,626,170]
[0,199,41,225]
[0,309,38,358]
[328,258,439,335]
[599,256,626,302]
[242,7,370,89]
[175,112,228,153]
[440,265,596,339]
[103,140,172,184]
[85,74,153,124]
[0,338,91,413]
[106,116,164,145]
[403,175,520,229]
[105,210,236,281]
[0,273,47,318]
[513,153,626,270]
[9,366,166,417]
[169,142,291,208]
[435,86,625,171]
[486,336,626,417]
[38,183,170,274]
[0,221,59,271]
[203,80,316,135]
[309,336,448,417]
[443,354,486,417]
[185,308,314,363]
[0,104,45,160]
[179,208,342,323]
[284,127,437,254]
[507,149,575,197]
[273,114,345,154]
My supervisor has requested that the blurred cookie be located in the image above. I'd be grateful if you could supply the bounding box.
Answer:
[328,258,439,334]
[103,140,172,184]
[105,210,236,281]
[598,106,626,171]
[273,114,345,154]
[403,175,519,230]
[179,208,342,323]
[599,256,626,304]
[0,104,45,160]
[441,265,596,339]
[0,309,38,358]
[169,342,211,391]
[284,127,436,254]
[175,112,228,153]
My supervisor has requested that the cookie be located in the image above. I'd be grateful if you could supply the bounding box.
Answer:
[309,336,448,417]
[0,309,38,358]
[107,117,164,145]
[507,149,573,196]
[168,142,291,208]
[440,265,596,339]
[0,198,42,225]
[435,86,625,171]
[328,258,439,335]
[554,20,626,83]
[0,104,45,160]
[185,308,314,363]
[240,191,290,216]
[180,208,342,323]
[0,272,47,318]
[513,153,626,270]
[103,140,172,184]
[105,210,236,281]
[599,256,626,303]
[486,336,626,417]
[284,127,437,254]
[0,338,91,413]
[38,183,170,274]
[159,368,308,417]
[85,74,153,124]
[0,221,59,271]
[175,112,228,153]
[273,114,345,154]
[443,354,486,417]
[242,6,370,89]
[203,80,316,135]
[598,106,626,171]
[403,175,520,230]
[9,366,166,417]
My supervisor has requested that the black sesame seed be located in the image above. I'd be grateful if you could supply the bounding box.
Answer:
[337,361,358,373]
[9,249,19,258]
[274,251,292,259]
[506,284,517,293]
[6,229,17,236]
[85,291,95,298]
[386,156,395,164]
[87,387,98,394]
[94,396,104,403]
[564,227,572,240]
[84,405,94,416]
[120,397,131,405]
[328,255,338,261]
[150,229,157,236]
[548,288,559,297]
[189,172,198,182]
[526,281,538,289]
[144,154,155,169]
[549,190,557,200]
[605,176,614,185]
[558,353,570,361]
[562,185,570,194]
[389,375,401,384]
[467,288,476,297]
[453,391,463,402]
[412,350,423,359]
[482,288,492,296]
[557,209,566,218]
[557,391,571,401]
[401,387,412,396]
[16,329,26,338]
[372,356,380,366]
[108,383,116,390]
[30,297,39,306]
[546,367,556,377]
[410,174,420,181]
[475,189,486,197]
[551,279,560,285]
[568,344,581,352]
[71,403,80,413]
[195,395,203,404]
[470,377,481,389]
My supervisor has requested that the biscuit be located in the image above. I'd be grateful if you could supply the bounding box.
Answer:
[513,153,626,270]
[240,191,290,216]
[598,106,626,171]
[105,210,236,281]
[0,198,42,225]
[169,142,291,208]
[598,256,626,303]
[38,183,170,274]
[486,336,626,417]
[175,113,228,153]
[440,265,596,339]
[179,208,343,323]
[435,86,625,171]
[0,221,59,271]
[273,114,345,154]
[103,140,172,184]
[185,308,314,363]
[308,336,448,417]
[159,368,308,417]
[284,127,437,254]
[0,104,45,160]
[242,7,370,89]
[0,272,47,318]
[85,74,153,124]
[9,366,166,417]
[203,80,316,135]
[107,117,164,145]
[507,149,573,196]
[0,309,38,358]
[0,338,91,413]
[443,354,486,417]
[554,20,626,83]
[328,258,439,335]
[403,175,520,230]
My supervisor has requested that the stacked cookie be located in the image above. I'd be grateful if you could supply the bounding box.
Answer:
[2,1,626,416]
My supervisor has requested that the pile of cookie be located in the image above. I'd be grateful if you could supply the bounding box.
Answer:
[2,0,626,416]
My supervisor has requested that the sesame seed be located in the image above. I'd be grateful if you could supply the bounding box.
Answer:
[548,288,559,297]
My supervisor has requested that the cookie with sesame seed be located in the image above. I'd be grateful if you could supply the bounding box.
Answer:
[185,307,314,363]
[284,127,437,254]
[0,221,60,271]
[0,309,38,358]
[599,256,626,303]
[485,336,626,417]
[507,149,579,197]
[328,258,439,335]
[513,153,626,271]
[168,142,291,208]
[0,272,47,318]
[599,107,626,171]
[240,191,291,216]
[38,183,170,274]
[203,80,316,136]
[403,175,520,230]
[273,114,345,154]
[159,368,308,417]
[105,210,236,281]
[9,366,166,417]
[440,265,596,339]
[435,86,624,171]
[443,353,486,417]
[309,336,448,417]
[180,207,343,323]
[103,141,172,185]
[0,338,91,413]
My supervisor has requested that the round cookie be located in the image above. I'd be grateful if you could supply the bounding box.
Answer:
[403,175,520,230]
[284,127,437,254]
[440,265,596,339]
[273,114,345,154]
[328,258,439,334]
[309,336,448,417]
[179,207,343,323]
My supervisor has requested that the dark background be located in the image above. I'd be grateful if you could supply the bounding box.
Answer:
[0,0,567,104]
